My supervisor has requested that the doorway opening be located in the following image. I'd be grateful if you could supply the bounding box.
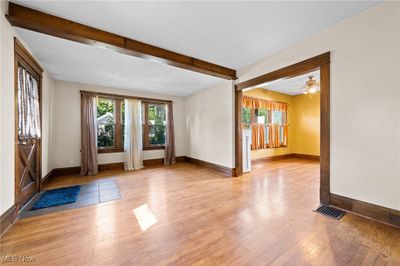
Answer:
[234,53,330,205]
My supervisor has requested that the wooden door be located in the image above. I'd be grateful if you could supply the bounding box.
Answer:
[16,141,40,208]
[14,38,43,211]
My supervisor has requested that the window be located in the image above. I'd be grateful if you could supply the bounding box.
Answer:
[242,107,251,128]
[258,109,268,145]
[271,110,286,146]
[97,97,124,153]
[257,109,268,125]
[242,108,268,126]
[271,110,283,125]
[241,107,288,149]
[143,102,166,150]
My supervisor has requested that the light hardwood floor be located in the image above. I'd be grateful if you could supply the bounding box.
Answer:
[1,159,399,265]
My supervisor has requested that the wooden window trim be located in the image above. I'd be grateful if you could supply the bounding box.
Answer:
[97,97,124,153]
[265,146,288,149]
[82,90,172,104]
[84,90,171,153]
[143,102,166,150]
[143,145,165,151]
[98,148,124,154]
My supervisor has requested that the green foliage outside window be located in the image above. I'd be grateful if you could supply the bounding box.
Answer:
[97,98,115,148]
[258,109,268,124]
[98,124,115,147]
[242,107,251,128]
[97,98,114,117]
[148,104,166,145]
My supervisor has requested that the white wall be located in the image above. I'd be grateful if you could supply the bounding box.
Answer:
[0,0,15,215]
[41,71,55,177]
[52,80,186,168]
[0,1,55,215]
[184,80,235,168]
[236,2,400,210]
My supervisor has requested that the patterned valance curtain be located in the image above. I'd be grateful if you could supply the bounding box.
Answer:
[18,66,41,142]
[242,95,288,112]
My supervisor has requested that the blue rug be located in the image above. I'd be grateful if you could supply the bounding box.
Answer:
[31,185,81,210]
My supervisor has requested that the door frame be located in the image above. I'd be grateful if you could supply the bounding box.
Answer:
[234,52,331,204]
[14,37,44,211]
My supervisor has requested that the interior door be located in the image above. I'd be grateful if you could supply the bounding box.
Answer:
[14,38,43,211]
[16,140,40,208]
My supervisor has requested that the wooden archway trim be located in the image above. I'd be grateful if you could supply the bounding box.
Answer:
[234,52,331,204]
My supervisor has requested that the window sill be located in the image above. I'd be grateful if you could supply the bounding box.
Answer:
[252,145,288,150]
[97,146,165,153]
[98,148,124,154]
[143,145,165,151]
[267,145,288,149]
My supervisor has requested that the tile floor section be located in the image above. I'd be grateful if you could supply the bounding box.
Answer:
[19,179,121,219]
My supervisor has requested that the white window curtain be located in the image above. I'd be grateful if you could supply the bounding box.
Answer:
[18,66,41,142]
[124,99,143,170]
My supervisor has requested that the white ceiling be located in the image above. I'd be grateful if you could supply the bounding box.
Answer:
[13,0,379,69]
[16,28,222,96]
[251,70,320,95]
[13,1,380,96]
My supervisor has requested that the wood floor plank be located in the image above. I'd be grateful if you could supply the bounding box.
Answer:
[1,160,399,265]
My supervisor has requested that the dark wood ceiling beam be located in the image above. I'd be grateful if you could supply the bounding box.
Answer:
[6,3,237,80]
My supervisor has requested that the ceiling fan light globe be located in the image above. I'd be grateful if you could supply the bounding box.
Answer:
[309,87,317,94]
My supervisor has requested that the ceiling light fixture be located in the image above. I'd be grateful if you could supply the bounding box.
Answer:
[302,76,320,94]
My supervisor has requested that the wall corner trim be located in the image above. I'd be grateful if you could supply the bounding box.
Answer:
[184,156,234,177]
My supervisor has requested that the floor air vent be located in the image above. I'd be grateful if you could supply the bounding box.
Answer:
[314,205,346,220]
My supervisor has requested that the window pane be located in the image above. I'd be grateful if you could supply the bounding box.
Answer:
[149,125,166,145]
[148,104,166,126]
[97,98,115,121]
[272,111,282,125]
[97,98,116,148]
[258,109,268,124]
[97,124,115,148]
[242,107,251,125]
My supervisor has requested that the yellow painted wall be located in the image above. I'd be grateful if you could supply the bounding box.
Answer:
[292,92,320,155]
[243,88,320,160]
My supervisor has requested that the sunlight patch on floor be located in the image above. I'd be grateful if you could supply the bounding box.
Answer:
[133,204,158,231]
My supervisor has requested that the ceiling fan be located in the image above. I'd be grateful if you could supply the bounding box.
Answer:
[294,76,320,94]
